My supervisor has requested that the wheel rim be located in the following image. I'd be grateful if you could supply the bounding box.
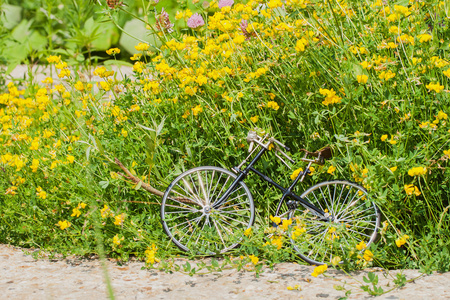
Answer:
[289,180,380,265]
[161,166,254,254]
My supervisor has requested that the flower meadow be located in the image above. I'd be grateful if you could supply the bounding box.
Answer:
[1,0,450,274]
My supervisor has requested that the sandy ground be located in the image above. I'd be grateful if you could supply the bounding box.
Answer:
[1,244,449,300]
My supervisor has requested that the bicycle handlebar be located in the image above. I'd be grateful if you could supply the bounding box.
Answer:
[244,131,326,168]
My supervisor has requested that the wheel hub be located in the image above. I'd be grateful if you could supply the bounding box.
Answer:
[203,206,211,214]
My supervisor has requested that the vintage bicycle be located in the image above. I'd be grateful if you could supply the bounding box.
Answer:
[160,131,380,265]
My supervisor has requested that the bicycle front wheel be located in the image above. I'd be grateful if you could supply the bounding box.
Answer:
[161,166,255,254]
[289,180,380,265]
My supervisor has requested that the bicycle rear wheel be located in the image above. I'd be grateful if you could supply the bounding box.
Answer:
[161,166,255,254]
[289,180,380,265]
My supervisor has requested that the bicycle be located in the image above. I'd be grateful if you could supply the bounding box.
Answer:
[160,131,381,265]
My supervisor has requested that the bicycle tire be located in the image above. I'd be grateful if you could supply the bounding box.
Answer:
[288,180,380,265]
[161,166,255,254]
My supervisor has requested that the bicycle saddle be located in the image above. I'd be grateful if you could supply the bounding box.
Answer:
[299,146,332,159]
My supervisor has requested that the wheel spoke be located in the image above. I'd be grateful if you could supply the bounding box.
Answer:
[175,182,203,207]
[211,218,227,248]
[161,167,254,255]
[178,217,203,243]
[196,171,209,205]
[219,200,251,210]
[290,181,379,265]
[211,175,232,206]
[168,215,203,231]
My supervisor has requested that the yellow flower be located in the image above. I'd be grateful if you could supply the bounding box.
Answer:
[379,70,396,81]
[395,234,409,247]
[67,155,75,163]
[101,205,112,218]
[106,48,121,55]
[250,115,259,123]
[5,186,18,195]
[290,168,303,180]
[390,166,397,172]
[389,26,401,34]
[295,37,308,52]
[113,234,124,245]
[145,244,160,264]
[443,69,450,78]
[244,227,252,236]
[287,285,301,291]
[248,254,259,265]
[29,139,39,150]
[356,241,367,251]
[267,101,280,110]
[291,226,306,240]
[426,82,444,93]
[437,111,448,120]
[319,88,342,105]
[380,134,388,141]
[36,187,47,199]
[357,74,368,84]
[46,55,61,63]
[360,61,372,69]
[71,207,81,217]
[121,128,128,138]
[114,213,126,226]
[42,77,53,84]
[30,159,39,173]
[363,249,373,262]
[74,81,84,92]
[57,220,71,230]
[280,219,292,231]
[130,53,142,61]
[407,166,426,176]
[135,42,150,51]
[327,165,336,174]
[444,150,450,156]
[185,86,197,96]
[270,215,281,225]
[58,68,71,78]
[404,184,421,196]
[192,104,203,116]
[311,264,328,277]
[418,34,432,43]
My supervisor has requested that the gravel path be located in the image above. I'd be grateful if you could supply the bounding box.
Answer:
[1,244,449,300]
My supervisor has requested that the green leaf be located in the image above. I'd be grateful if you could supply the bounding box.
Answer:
[119,19,162,55]
[86,146,92,161]
[184,261,191,272]
[11,19,32,43]
[211,259,219,268]
[372,274,378,285]
[99,180,109,189]
[93,136,105,156]
[28,31,47,51]
[157,117,166,135]
[134,180,142,190]
[103,60,133,67]
[91,22,119,51]
[0,4,22,30]
[145,136,156,155]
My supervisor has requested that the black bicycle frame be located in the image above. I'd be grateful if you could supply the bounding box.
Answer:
[212,147,327,218]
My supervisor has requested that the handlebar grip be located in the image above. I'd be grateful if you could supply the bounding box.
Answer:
[285,145,291,152]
